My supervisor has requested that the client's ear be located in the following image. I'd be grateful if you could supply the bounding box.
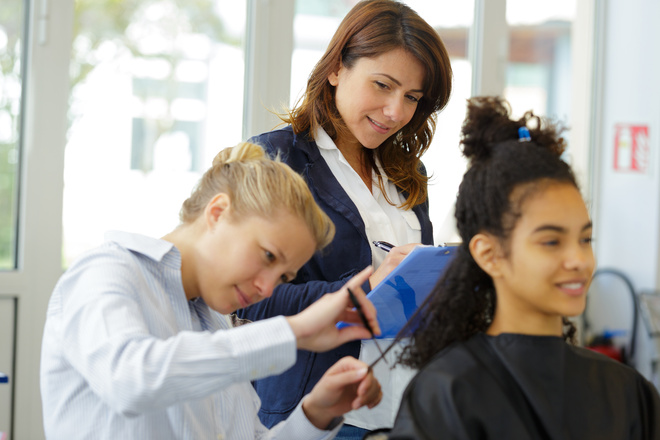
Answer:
[469,233,503,278]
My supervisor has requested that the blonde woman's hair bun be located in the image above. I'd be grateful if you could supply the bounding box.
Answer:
[213,142,267,166]
[181,142,335,251]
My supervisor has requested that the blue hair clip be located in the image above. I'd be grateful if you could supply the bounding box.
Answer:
[518,127,531,142]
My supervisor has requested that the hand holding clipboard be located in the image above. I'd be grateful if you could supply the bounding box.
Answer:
[340,244,458,338]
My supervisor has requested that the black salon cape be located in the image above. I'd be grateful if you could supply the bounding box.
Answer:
[377,333,660,440]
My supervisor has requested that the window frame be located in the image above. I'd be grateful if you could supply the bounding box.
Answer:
[0,0,73,438]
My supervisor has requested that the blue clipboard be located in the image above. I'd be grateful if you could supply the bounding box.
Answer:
[341,245,458,338]
[0,372,7,384]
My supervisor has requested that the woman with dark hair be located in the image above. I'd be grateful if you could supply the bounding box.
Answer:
[236,1,453,438]
[370,96,660,439]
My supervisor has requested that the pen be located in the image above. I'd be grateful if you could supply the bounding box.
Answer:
[372,240,394,252]
[346,287,388,363]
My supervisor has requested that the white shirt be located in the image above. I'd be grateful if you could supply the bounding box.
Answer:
[316,128,421,430]
[316,128,422,269]
[40,231,341,440]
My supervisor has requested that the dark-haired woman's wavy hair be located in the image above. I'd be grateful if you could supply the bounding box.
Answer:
[281,0,452,210]
[398,96,579,369]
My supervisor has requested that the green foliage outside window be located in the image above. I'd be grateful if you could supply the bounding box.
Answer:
[0,0,22,269]
[0,0,235,269]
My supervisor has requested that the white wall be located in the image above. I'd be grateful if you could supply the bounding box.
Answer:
[592,0,660,380]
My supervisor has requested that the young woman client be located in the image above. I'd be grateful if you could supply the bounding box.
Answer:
[369,96,660,439]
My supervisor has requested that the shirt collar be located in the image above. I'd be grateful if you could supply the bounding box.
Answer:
[104,230,176,263]
[314,126,386,171]
[314,126,337,151]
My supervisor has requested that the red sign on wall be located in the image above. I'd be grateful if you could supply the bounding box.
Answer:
[613,124,649,173]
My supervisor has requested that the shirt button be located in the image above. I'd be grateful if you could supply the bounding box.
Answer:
[250,369,258,378]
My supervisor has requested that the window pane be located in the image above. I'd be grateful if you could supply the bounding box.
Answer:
[290,0,473,243]
[504,0,576,120]
[63,0,246,266]
[0,0,24,270]
[406,1,474,243]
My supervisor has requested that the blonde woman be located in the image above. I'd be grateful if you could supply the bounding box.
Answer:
[40,142,382,440]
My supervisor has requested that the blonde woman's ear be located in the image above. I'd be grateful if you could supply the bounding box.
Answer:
[205,193,231,227]
[469,233,502,278]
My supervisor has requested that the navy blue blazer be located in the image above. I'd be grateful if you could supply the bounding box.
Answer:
[237,126,434,427]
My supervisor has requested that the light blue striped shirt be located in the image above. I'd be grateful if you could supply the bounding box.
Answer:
[40,231,342,439]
